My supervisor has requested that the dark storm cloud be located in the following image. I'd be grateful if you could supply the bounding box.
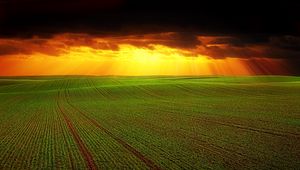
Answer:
[106,32,200,49]
[0,32,200,56]
[195,34,300,74]
[0,38,66,56]
[197,35,300,59]
[0,43,29,55]
[0,0,299,37]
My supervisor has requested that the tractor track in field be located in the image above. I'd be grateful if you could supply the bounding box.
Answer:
[55,106,75,170]
[105,115,201,169]
[87,79,116,100]
[153,102,300,138]
[109,113,283,170]
[204,119,300,138]
[56,91,98,170]
[63,86,162,170]
[139,106,295,169]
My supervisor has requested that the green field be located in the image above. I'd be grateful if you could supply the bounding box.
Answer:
[0,76,299,169]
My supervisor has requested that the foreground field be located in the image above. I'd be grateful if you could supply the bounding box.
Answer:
[0,76,299,169]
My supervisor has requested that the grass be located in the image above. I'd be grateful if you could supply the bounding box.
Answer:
[0,76,299,169]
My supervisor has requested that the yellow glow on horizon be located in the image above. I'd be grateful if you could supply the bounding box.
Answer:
[0,43,287,76]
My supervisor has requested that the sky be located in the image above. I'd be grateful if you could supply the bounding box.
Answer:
[0,0,299,76]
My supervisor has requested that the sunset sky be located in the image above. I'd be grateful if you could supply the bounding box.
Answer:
[0,0,299,76]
